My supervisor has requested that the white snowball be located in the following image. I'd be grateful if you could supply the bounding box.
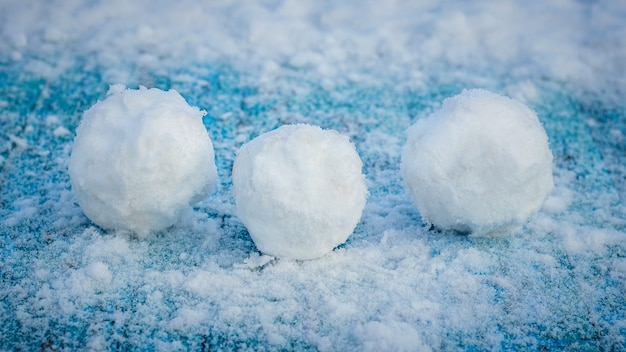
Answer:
[401,89,554,235]
[232,124,368,260]
[69,86,217,236]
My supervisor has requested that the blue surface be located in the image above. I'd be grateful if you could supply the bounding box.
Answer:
[1,58,625,350]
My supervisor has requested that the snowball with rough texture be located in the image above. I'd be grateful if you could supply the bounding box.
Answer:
[401,89,554,235]
[232,124,368,260]
[69,86,217,236]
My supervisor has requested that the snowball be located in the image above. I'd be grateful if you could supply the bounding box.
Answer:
[401,89,554,235]
[68,86,217,236]
[232,124,368,260]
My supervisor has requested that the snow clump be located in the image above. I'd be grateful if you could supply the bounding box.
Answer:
[68,86,217,236]
[401,89,554,235]
[232,124,368,260]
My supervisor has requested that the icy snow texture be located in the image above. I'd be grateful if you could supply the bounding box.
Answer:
[1,0,626,351]
[401,89,554,235]
[68,87,217,235]
[233,124,367,260]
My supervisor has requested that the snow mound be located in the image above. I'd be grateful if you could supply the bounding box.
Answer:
[401,89,554,235]
[232,124,368,260]
[68,86,217,236]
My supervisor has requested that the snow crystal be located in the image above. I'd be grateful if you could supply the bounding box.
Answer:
[8,134,27,149]
[53,126,70,137]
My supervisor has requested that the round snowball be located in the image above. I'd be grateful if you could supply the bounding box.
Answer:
[69,86,217,236]
[401,89,554,235]
[232,124,368,260]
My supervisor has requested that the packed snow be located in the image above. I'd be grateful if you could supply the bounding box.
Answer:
[233,124,367,260]
[401,89,554,235]
[1,0,625,350]
[68,86,217,235]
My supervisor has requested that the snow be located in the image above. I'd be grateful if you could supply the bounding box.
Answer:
[68,87,217,236]
[401,89,554,235]
[232,124,367,260]
[53,126,70,137]
[8,134,27,149]
[1,0,625,350]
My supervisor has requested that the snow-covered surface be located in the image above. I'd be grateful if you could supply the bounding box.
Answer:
[233,124,367,260]
[401,89,554,236]
[69,86,217,236]
[1,0,625,350]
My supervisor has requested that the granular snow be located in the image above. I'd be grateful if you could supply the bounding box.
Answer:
[2,1,626,350]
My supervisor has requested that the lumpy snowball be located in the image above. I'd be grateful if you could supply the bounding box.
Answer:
[401,89,554,235]
[232,124,368,260]
[69,86,217,236]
